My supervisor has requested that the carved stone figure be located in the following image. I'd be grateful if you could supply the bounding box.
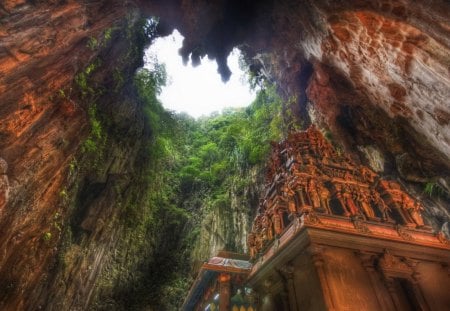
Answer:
[307,178,321,211]
[296,182,311,213]
[252,214,263,234]
[317,182,332,214]
[400,193,419,225]
[356,190,375,218]
[255,234,263,252]
[247,233,257,258]
[360,166,377,183]
[272,212,283,235]
[407,200,425,227]
[371,190,391,221]
[261,215,273,241]
[340,185,360,216]
[281,183,297,214]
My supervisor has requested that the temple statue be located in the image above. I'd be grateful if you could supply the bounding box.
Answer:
[401,194,425,227]
[410,201,425,227]
[271,211,283,235]
[281,182,297,215]
[307,178,321,211]
[371,190,391,221]
[261,215,273,241]
[247,233,257,258]
[316,181,332,214]
[355,190,375,219]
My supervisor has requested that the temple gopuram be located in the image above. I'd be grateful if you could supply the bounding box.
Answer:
[184,126,450,310]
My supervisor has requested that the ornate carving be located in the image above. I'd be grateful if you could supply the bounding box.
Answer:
[273,237,280,251]
[371,190,391,221]
[379,249,413,275]
[292,216,301,233]
[247,233,257,259]
[303,211,322,225]
[352,216,371,234]
[247,126,431,258]
[307,178,321,211]
[396,225,414,241]
[437,231,449,245]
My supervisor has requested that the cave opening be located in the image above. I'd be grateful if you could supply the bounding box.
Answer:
[144,28,256,118]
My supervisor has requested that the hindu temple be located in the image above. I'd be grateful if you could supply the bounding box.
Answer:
[184,126,450,310]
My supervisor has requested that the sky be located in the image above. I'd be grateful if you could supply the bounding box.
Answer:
[144,30,255,118]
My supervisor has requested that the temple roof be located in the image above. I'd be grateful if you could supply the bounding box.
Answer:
[182,251,251,310]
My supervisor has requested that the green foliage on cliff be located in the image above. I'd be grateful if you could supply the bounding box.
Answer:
[131,68,284,308]
[178,83,284,194]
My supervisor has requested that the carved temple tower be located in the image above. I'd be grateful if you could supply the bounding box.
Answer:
[247,126,450,311]
[183,126,450,310]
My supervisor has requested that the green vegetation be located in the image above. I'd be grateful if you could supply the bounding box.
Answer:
[423,181,448,198]
[59,188,68,201]
[66,16,286,309]
[42,232,52,242]
[87,37,98,50]
[87,27,116,51]
[81,45,286,308]
[128,56,285,308]
[178,83,284,197]
[75,59,102,97]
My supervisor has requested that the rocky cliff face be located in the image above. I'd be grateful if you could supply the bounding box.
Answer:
[192,166,263,263]
[0,0,449,310]
[0,2,159,310]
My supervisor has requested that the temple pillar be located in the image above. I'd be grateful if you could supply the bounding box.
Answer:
[409,263,431,311]
[258,278,281,311]
[357,252,395,311]
[309,245,335,311]
[279,263,298,311]
[385,278,404,310]
[219,273,231,311]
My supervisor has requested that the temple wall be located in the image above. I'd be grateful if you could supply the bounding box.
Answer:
[416,261,450,310]
[292,253,327,311]
[321,246,382,311]
[253,244,450,311]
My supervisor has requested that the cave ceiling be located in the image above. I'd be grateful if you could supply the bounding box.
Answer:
[138,0,450,180]
[1,0,449,178]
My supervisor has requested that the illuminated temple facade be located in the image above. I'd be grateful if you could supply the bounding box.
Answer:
[183,126,450,311]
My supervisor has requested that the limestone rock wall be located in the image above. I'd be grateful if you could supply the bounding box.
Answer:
[192,166,263,263]
[0,2,158,310]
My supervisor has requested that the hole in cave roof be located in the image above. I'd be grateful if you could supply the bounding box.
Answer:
[144,29,256,118]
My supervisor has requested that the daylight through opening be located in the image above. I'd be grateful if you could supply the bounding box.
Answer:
[145,29,256,118]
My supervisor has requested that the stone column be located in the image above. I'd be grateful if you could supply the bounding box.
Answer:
[309,245,335,311]
[409,262,431,311]
[219,273,231,311]
[261,279,276,311]
[385,278,404,310]
[357,252,395,311]
[279,263,298,311]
